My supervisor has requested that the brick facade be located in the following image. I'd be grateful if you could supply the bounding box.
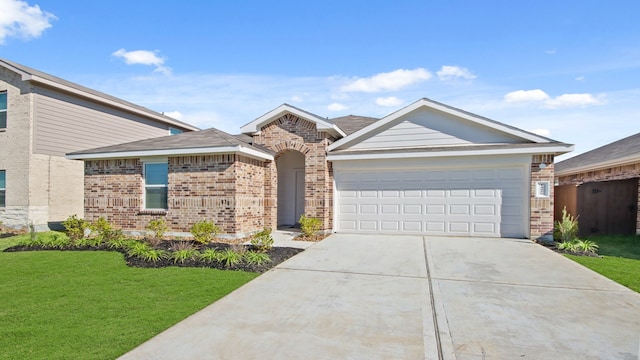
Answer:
[530,154,555,240]
[557,161,640,235]
[252,114,336,231]
[84,155,265,236]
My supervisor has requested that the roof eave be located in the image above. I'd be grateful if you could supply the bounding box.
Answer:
[240,104,346,137]
[66,145,274,162]
[327,144,574,161]
[555,153,640,177]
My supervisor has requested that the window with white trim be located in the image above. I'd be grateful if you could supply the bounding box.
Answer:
[169,127,182,135]
[0,170,5,207]
[535,181,550,198]
[144,163,168,209]
[0,92,7,129]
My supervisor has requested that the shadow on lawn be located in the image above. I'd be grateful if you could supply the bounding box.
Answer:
[586,235,640,260]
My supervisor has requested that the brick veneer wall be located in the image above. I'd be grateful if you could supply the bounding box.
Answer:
[530,154,555,240]
[252,114,336,231]
[557,161,640,235]
[84,155,265,236]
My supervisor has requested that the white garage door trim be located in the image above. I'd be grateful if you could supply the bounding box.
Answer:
[333,155,530,238]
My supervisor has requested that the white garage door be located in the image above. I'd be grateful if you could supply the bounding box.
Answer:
[335,163,528,238]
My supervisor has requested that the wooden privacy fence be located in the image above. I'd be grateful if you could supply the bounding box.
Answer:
[554,179,638,237]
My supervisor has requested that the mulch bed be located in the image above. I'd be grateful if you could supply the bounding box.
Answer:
[535,240,601,258]
[4,240,304,273]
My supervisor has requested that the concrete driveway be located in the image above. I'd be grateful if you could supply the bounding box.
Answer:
[120,234,640,360]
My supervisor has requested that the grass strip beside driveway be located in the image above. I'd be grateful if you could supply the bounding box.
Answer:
[0,237,257,360]
[565,235,640,293]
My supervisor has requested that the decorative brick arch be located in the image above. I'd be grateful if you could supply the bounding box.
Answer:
[272,141,311,156]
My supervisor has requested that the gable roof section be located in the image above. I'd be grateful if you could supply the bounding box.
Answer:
[328,98,573,160]
[331,115,379,135]
[66,128,273,161]
[0,58,199,132]
[240,103,346,137]
[555,132,640,176]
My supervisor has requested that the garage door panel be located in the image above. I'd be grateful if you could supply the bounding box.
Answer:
[336,165,527,238]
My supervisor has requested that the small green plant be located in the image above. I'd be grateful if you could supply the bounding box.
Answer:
[39,232,71,249]
[244,250,271,266]
[127,241,152,257]
[299,215,322,237]
[557,239,599,255]
[92,217,122,243]
[146,218,168,240]
[190,220,220,244]
[63,214,91,241]
[219,248,242,267]
[250,228,274,252]
[107,237,137,250]
[140,248,168,263]
[198,248,223,263]
[171,241,198,264]
[554,207,579,243]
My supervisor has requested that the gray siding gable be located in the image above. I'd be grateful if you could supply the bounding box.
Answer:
[349,107,525,151]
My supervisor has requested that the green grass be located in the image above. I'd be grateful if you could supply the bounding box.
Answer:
[565,234,640,293]
[0,235,258,360]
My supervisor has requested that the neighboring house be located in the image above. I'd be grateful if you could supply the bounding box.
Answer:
[68,98,573,240]
[555,133,640,236]
[0,58,198,231]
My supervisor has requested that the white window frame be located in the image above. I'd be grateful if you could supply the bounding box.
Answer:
[535,181,550,198]
[0,170,5,207]
[0,91,7,130]
[143,161,168,210]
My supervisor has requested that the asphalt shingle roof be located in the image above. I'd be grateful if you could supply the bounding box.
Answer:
[555,132,640,174]
[330,115,379,135]
[68,128,274,156]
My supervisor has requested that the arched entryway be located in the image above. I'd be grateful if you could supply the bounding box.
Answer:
[276,150,305,227]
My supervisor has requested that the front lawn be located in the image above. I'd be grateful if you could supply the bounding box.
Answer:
[0,235,257,360]
[565,234,640,293]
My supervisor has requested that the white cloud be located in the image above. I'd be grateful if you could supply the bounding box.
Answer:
[504,89,605,109]
[545,49,557,55]
[504,89,550,103]
[0,0,56,44]
[575,76,585,81]
[436,65,476,81]
[162,111,183,120]
[528,128,551,137]
[328,102,348,111]
[340,68,432,93]
[290,95,303,103]
[376,96,404,107]
[544,93,606,108]
[112,48,171,75]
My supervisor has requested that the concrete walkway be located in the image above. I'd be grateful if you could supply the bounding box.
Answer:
[120,234,640,359]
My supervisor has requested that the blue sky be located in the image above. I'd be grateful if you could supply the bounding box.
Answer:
[1,0,639,160]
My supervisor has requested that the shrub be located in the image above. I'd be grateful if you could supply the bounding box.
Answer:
[127,241,152,257]
[63,214,91,241]
[554,207,579,243]
[557,239,599,255]
[244,251,271,266]
[141,249,168,263]
[219,249,242,267]
[146,218,168,240]
[250,228,274,252]
[190,220,220,244]
[39,232,71,249]
[92,217,123,243]
[198,248,222,263]
[299,215,322,237]
[171,241,198,264]
[107,237,138,251]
